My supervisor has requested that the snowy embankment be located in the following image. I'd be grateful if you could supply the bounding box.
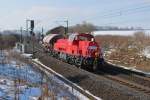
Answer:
[32,58,102,100]
[0,61,43,99]
[0,51,80,100]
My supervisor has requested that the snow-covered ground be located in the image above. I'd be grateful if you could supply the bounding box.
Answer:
[0,52,78,100]
[143,46,150,59]
[93,30,150,36]
[0,76,42,100]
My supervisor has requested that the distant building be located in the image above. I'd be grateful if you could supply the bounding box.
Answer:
[14,43,26,53]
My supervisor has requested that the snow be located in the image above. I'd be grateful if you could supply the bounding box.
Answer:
[92,30,150,36]
[21,54,33,58]
[143,46,150,59]
[19,87,41,100]
[0,90,4,97]
[0,54,79,100]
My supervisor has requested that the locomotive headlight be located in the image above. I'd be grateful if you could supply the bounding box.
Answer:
[95,52,99,57]
[88,46,97,50]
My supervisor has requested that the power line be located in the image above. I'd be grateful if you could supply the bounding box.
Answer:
[84,3,150,21]
[102,1,150,14]
[73,2,150,29]
[71,1,150,25]
[100,16,150,26]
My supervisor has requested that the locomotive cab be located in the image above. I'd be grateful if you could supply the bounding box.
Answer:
[68,33,104,69]
[68,33,95,47]
[68,33,102,58]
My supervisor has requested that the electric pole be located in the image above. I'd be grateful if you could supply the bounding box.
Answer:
[64,20,68,35]
[30,20,35,58]
[41,27,44,41]
[20,27,23,43]
[42,27,44,34]
[55,20,69,36]
[26,19,35,57]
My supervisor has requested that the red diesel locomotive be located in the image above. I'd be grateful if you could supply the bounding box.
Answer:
[43,33,104,71]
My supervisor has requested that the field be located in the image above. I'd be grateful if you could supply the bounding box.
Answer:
[95,31,150,72]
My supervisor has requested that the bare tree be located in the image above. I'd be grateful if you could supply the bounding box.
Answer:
[0,34,18,50]
[69,21,97,33]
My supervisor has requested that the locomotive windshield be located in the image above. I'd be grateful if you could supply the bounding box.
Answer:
[78,36,91,41]
[78,34,94,41]
[68,33,95,41]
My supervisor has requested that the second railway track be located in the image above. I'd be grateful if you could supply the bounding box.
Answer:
[97,71,150,95]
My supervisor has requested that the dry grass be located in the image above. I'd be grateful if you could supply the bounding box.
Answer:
[105,48,150,72]
[95,33,150,72]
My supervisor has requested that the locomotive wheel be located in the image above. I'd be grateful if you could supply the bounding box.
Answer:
[75,57,82,68]
[66,55,70,63]
[93,64,97,71]
[99,58,105,67]
[92,60,98,71]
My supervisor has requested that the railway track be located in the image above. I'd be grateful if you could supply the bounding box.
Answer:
[25,42,150,99]
[96,64,150,92]
[116,73,150,89]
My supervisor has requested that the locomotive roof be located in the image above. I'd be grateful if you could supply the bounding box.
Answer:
[69,33,94,38]
[68,33,94,41]
[78,33,94,38]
